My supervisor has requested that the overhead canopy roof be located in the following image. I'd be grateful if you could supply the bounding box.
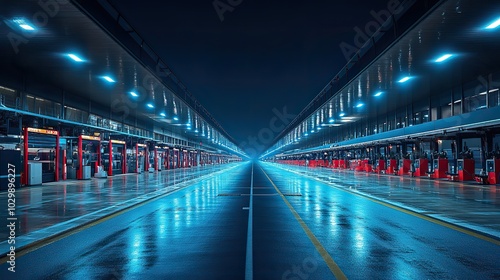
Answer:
[0,0,244,156]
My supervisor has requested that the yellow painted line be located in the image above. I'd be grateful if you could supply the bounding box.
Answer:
[274,164,500,246]
[0,185,185,264]
[260,167,348,280]
[355,192,500,246]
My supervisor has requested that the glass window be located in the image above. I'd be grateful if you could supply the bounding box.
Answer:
[489,88,499,108]
[24,94,61,118]
[453,86,462,116]
[413,99,429,125]
[0,86,18,108]
[386,112,395,131]
[463,79,486,113]
[438,91,451,119]
[88,114,98,126]
[66,106,88,123]
[396,108,406,128]
[489,71,500,108]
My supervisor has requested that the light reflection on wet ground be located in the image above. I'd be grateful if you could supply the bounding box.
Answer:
[267,162,500,237]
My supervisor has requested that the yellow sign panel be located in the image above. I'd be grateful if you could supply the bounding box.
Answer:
[111,140,126,144]
[81,135,101,141]
[27,127,58,136]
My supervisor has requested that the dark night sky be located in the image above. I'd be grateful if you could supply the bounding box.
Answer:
[108,0,392,153]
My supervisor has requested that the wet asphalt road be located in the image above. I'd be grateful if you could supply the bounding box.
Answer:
[1,161,499,279]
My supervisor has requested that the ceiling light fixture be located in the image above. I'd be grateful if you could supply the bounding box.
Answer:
[13,18,35,31]
[102,76,115,83]
[398,76,411,83]
[435,54,453,63]
[67,54,84,62]
[485,17,500,29]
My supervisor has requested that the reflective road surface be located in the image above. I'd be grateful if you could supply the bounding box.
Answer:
[1,161,499,279]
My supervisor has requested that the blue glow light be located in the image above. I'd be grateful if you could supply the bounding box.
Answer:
[356,103,364,108]
[374,91,383,97]
[67,54,84,62]
[485,17,500,29]
[435,54,453,63]
[160,112,166,117]
[186,123,191,127]
[129,92,138,97]
[329,118,335,123]
[13,19,35,31]
[102,76,115,83]
[146,103,154,108]
[304,133,309,136]
[339,112,346,117]
[173,116,179,121]
[398,76,411,83]
[194,129,199,133]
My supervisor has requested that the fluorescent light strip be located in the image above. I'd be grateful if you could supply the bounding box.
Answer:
[398,76,411,83]
[68,54,84,62]
[435,54,453,63]
[486,18,500,29]
[19,24,35,31]
[102,76,115,83]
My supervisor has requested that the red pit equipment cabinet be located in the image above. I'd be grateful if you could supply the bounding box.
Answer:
[398,159,412,176]
[486,159,500,184]
[375,159,386,173]
[433,158,448,179]
[457,159,475,181]
[386,159,397,174]
[414,158,428,177]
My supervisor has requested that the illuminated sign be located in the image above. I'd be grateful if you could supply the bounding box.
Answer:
[81,135,101,141]
[27,127,58,136]
[137,144,147,147]
[111,140,126,144]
